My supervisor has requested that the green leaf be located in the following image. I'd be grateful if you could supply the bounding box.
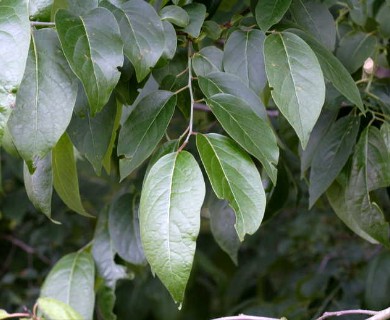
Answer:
[161,21,178,62]
[206,93,279,184]
[290,0,336,51]
[160,5,189,27]
[202,20,222,40]
[40,252,95,320]
[255,0,292,31]
[118,91,176,180]
[55,8,123,115]
[0,0,30,145]
[336,31,377,74]
[376,3,390,38]
[96,285,117,320]
[52,134,91,217]
[264,32,325,149]
[7,29,78,171]
[67,85,117,175]
[223,30,267,95]
[109,193,146,265]
[92,207,127,288]
[51,0,98,19]
[208,191,241,264]
[101,0,164,82]
[38,297,83,320]
[198,71,267,120]
[172,0,192,6]
[29,0,52,21]
[0,309,10,320]
[197,134,266,241]
[140,151,205,304]
[288,29,364,112]
[182,3,206,38]
[23,153,54,221]
[192,47,223,77]
[309,115,360,207]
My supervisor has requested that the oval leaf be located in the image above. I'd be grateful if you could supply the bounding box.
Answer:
[118,91,176,180]
[52,134,91,217]
[182,3,206,38]
[109,193,146,265]
[23,153,54,221]
[223,29,267,95]
[160,5,189,27]
[55,7,123,115]
[8,29,78,171]
[0,0,30,144]
[40,252,95,320]
[197,134,266,241]
[309,115,360,207]
[140,151,205,304]
[38,297,83,320]
[288,28,364,112]
[192,46,223,77]
[161,21,178,61]
[206,93,279,184]
[264,32,325,148]
[101,0,165,82]
[255,0,292,31]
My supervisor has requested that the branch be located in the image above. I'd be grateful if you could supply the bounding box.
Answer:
[316,309,378,320]
[30,21,55,27]
[367,307,390,320]
[212,315,286,320]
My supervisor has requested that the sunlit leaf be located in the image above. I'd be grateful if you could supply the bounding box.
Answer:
[38,297,83,320]
[160,5,189,27]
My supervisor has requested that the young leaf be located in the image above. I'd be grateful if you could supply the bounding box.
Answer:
[198,71,267,120]
[40,252,95,320]
[67,85,117,175]
[96,285,117,320]
[118,91,176,180]
[7,29,78,171]
[206,93,279,184]
[288,29,364,112]
[0,0,30,145]
[23,153,54,221]
[264,32,325,149]
[55,8,123,115]
[197,134,266,241]
[140,151,205,304]
[290,0,336,51]
[182,3,207,38]
[160,5,189,27]
[109,193,146,265]
[223,30,267,95]
[255,0,292,32]
[100,0,165,82]
[37,297,83,320]
[52,134,91,217]
[192,47,223,77]
[92,207,127,288]
[309,115,360,207]
[336,31,377,74]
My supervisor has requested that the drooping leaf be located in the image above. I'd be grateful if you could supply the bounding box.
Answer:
[37,297,83,320]
[290,0,336,51]
[192,47,223,77]
[161,21,178,62]
[40,252,95,320]
[264,32,325,148]
[160,5,189,27]
[118,91,176,180]
[288,29,364,112]
[182,3,207,38]
[336,31,377,74]
[197,134,266,240]
[206,93,279,184]
[23,153,54,221]
[101,0,164,82]
[92,207,127,288]
[140,151,205,304]
[96,285,117,320]
[67,85,117,175]
[223,30,267,95]
[109,193,146,265]
[198,71,267,120]
[7,29,78,171]
[52,134,91,217]
[0,0,30,145]
[255,0,292,31]
[55,7,123,115]
[309,115,360,207]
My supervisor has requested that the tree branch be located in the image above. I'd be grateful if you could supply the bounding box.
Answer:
[30,21,55,27]
[316,309,378,320]
[212,315,286,320]
[367,307,390,320]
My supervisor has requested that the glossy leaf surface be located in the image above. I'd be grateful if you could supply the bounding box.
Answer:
[160,5,189,27]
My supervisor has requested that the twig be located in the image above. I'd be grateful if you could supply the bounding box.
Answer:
[212,315,286,320]
[367,307,390,320]
[316,309,378,320]
[30,21,55,27]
